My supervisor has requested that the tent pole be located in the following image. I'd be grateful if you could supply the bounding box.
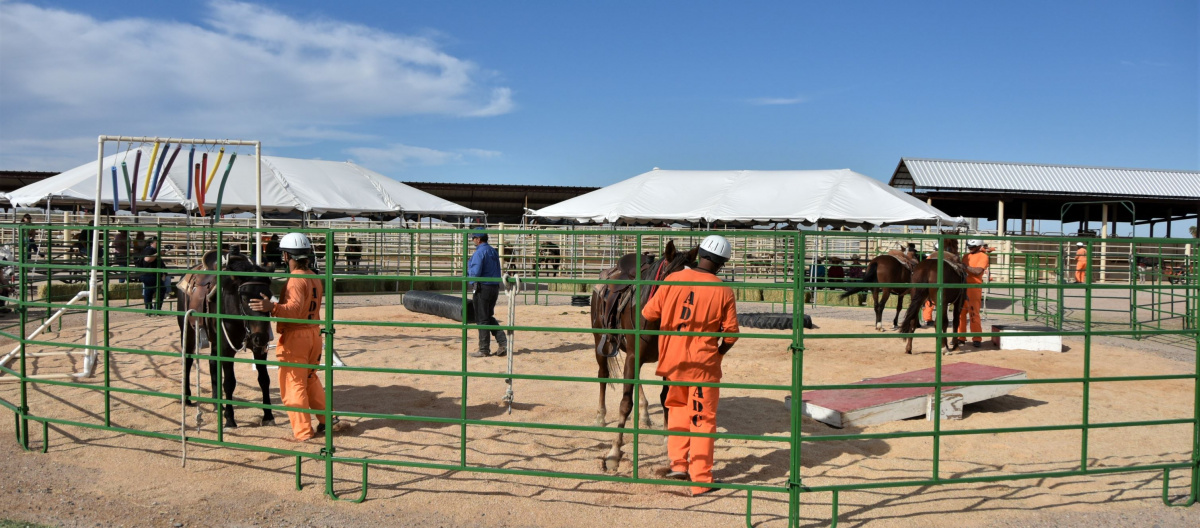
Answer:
[82,136,105,378]
[255,142,262,264]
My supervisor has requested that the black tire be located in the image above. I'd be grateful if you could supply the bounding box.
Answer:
[403,290,476,323]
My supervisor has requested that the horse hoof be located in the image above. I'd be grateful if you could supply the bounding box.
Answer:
[593,416,606,428]
[223,421,238,430]
[259,418,275,427]
[183,399,196,407]
[602,456,620,472]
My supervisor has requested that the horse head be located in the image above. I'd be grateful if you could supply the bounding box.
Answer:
[223,253,275,351]
[652,240,700,279]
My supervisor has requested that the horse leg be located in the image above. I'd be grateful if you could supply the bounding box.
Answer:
[637,380,653,428]
[872,289,885,331]
[602,356,636,472]
[894,289,906,329]
[252,347,275,426]
[905,336,913,354]
[218,346,238,429]
[594,345,608,427]
[660,383,669,447]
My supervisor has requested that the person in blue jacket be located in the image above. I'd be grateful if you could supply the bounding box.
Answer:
[467,231,508,357]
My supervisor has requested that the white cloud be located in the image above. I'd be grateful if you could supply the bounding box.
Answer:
[747,95,808,106]
[346,143,502,171]
[0,1,513,169]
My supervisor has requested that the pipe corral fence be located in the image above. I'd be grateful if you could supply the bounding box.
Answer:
[0,221,1197,526]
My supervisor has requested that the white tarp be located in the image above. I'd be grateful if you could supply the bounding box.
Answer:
[529,168,964,227]
[3,145,481,217]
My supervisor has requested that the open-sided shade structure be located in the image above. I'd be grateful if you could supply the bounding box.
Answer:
[528,168,963,227]
[2,146,481,217]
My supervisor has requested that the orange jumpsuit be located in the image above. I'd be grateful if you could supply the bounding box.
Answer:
[641,267,739,495]
[272,270,327,441]
[922,253,934,322]
[1074,247,1088,283]
[956,251,989,343]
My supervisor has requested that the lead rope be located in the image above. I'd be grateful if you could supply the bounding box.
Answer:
[502,273,520,414]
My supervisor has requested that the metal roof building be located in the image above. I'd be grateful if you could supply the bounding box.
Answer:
[890,158,1200,236]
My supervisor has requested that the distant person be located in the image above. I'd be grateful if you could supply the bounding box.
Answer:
[20,214,38,259]
[641,235,739,497]
[345,237,363,271]
[137,238,168,314]
[826,257,845,282]
[264,234,282,266]
[467,231,508,357]
[132,232,148,256]
[111,231,129,283]
[846,255,864,281]
[1074,242,1088,283]
[957,240,990,348]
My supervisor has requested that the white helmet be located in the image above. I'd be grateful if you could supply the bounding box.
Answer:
[1076,242,1085,247]
[699,235,732,263]
[933,243,939,250]
[280,233,312,258]
[967,239,982,247]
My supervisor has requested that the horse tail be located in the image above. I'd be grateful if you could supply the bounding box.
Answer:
[900,286,929,335]
[839,261,878,299]
[606,354,623,393]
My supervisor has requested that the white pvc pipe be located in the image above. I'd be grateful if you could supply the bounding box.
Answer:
[0,290,90,373]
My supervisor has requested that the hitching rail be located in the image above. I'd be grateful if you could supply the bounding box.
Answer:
[0,225,1196,527]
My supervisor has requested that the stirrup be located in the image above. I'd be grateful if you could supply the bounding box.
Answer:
[596,335,619,358]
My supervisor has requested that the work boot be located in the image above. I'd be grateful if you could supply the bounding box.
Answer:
[470,349,492,358]
[495,333,509,357]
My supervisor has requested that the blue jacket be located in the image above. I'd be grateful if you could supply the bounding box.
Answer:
[468,242,501,285]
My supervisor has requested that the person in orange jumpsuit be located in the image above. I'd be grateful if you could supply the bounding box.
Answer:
[1074,242,1088,283]
[249,232,329,442]
[921,243,938,324]
[641,235,739,496]
[956,239,990,347]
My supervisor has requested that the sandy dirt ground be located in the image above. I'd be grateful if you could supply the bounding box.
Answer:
[0,297,1198,527]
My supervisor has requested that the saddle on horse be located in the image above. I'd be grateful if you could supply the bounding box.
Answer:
[593,253,654,358]
[178,250,224,328]
[886,250,918,272]
[930,251,968,278]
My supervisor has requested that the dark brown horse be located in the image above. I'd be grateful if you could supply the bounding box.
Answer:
[899,239,966,354]
[177,249,276,428]
[590,240,698,472]
[839,246,918,331]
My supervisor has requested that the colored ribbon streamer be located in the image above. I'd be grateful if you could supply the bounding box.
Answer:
[151,144,182,202]
[213,153,238,220]
[141,142,160,200]
[148,142,170,199]
[194,163,206,217]
[130,150,142,215]
[200,153,208,209]
[111,166,120,211]
[185,146,195,200]
[205,147,225,192]
[120,162,133,206]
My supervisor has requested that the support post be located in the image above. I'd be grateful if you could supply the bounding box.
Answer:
[997,200,1007,268]
[255,142,262,264]
[1100,204,1109,283]
[1021,201,1028,235]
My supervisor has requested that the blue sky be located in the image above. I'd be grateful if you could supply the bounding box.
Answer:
[1,0,1196,195]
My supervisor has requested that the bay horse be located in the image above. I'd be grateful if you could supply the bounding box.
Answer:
[591,240,698,472]
[838,245,918,331]
[177,248,276,428]
[899,239,966,354]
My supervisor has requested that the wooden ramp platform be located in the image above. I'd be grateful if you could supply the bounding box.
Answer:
[801,362,1027,428]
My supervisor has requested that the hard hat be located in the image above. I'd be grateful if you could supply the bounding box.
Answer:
[280,233,312,258]
[698,235,732,263]
[967,239,982,247]
[1076,242,1084,247]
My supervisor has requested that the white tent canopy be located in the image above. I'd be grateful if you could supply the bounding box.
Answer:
[528,169,964,227]
[3,145,481,217]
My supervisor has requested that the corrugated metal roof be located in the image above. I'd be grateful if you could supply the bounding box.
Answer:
[894,158,1200,199]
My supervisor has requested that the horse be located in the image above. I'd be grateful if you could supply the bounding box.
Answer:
[590,240,698,472]
[535,241,562,276]
[899,239,966,355]
[177,249,276,428]
[838,245,919,331]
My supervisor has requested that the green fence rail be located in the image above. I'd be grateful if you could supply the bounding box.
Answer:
[0,224,1196,527]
